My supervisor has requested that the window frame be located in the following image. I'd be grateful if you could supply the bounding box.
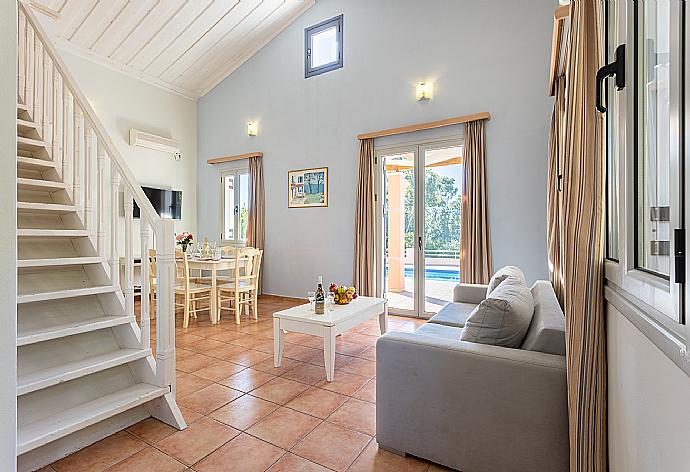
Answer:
[219,167,249,246]
[304,14,343,78]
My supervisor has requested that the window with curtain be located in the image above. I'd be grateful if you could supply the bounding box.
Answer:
[221,169,249,244]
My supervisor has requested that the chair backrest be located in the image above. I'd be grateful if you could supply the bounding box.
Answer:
[174,250,190,291]
[231,247,262,286]
[221,246,236,258]
[148,249,157,285]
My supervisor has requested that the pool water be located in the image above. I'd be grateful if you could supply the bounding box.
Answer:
[386,266,460,282]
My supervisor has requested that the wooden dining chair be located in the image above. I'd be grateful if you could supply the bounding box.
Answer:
[174,251,213,328]
[216,248,263,324]
[148,249,157,319]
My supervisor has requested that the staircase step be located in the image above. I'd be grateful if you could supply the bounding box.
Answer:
[18,285,119,304]
[17,156,57,171]
[17,103,30,119]
[18,348,149,396]
[17,118,38,135]
[17,177,68,192]
[18,256,102,269]
[18,229,89,238]
[17,382,168,454]
[17,202,78,214]
[18,315,134,347]
[17,136,47,152]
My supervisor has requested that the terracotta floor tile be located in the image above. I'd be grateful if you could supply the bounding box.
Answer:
[348,439,429,472]
[176,353,219,373]
[335,340,369,357]
[193,433,285,472]
[175,334,205,348]
[282,344,321,362]
[328,397,377,436]
[252,339,279,354]
[286,386,349,419]
[357,346,377,361]
[193,360,246,382]
[337,357,377,379]
[52,431,146,472]
[156,417,239,466]
[104,447,186,472]
[176,348,197,360]
[252,357,303,375]
[178,406,203,424]
[247,407,321,449]
[314,371,370,396]
[178,383,243,414]
[185,338,228,353]
[126,418,177,444]
[203,343,247,360]
[353,378,376,403]
[229,334,271,349]
[175,372,213,398]
[266,452,330,472]
[207,330,243,343]
[209,394,279,430]
[226,349,273,367]
[281,362,327,385]
[306,352,354,370]
[343,333,378,346]
[220,368,276,392]
[291,421,370,472]
[251,377,310,404]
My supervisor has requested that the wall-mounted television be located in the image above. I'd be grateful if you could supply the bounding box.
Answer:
[133,186,182,220]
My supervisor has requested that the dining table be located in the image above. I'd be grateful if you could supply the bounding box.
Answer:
[186,257,244,324]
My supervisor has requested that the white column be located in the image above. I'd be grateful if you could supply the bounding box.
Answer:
[155,219,176,390]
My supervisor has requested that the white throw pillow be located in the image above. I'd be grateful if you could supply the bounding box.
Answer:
[486,266,527,297]
[461,277,535,348]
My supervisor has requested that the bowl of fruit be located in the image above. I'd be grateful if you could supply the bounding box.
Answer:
[329,284,357,305]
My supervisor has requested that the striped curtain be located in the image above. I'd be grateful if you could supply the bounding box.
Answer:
[548,75,566,305]
[353,138,376,296]
[556,1,608,471]
[246,156,265,293]
[460,119,492,284]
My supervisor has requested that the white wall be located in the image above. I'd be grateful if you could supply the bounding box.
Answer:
[0,1,18,469]
[197,0,555,297]
[57,50,198,243]
[607,306,690,472]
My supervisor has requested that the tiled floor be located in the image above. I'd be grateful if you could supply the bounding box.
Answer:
[46,296,452,472]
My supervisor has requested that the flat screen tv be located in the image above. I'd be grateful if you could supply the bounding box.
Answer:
[133,186,182,220]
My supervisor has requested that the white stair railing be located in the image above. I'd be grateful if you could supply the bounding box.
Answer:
[17,1,176,393]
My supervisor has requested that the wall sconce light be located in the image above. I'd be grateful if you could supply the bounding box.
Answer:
[247,121,258,136]
[416,82,434,101]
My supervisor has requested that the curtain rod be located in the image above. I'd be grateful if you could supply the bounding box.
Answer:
[357,112,491,140]
[207,151,263,165]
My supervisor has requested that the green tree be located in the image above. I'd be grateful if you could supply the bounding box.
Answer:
[404,170,461,252]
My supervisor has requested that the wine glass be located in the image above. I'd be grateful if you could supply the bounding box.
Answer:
[307,291,315,312]
[327,292,335,311]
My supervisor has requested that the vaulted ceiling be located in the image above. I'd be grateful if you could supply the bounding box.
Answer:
[33,0,315,99]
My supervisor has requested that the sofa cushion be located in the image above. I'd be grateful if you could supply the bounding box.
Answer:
[414,322,463,340]
[428,302,476,328]
[486,266,527,297]
[460,278,535,348]
[521,280,566,355]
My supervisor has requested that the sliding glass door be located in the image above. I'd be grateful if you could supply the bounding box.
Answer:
[377,139,463,318]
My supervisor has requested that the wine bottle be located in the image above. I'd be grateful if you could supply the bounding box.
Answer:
[315,276,325,315]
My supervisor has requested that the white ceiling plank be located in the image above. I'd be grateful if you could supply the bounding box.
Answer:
[196,0,314,96]
[62,0,100,40]
[69,0,128,48]
[90,0,160,57]
[174,0,286,89]
[109,0,188,65]
[127,0,215,71]
[145,0,242,78]
[154,0,262,80]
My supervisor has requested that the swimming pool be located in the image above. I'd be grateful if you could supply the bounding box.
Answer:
[386,266,460,282]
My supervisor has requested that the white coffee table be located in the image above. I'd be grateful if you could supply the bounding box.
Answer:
[273,296,388,381]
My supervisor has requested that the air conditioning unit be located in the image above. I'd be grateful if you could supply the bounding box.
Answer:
[129,129,179,155]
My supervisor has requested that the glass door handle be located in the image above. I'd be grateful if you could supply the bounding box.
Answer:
[418,236,422,251]
[596,44,625,113]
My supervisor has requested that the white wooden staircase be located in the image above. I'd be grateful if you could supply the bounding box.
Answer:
[16,3,185,470]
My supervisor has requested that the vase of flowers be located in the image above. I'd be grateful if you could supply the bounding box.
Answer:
[176,232,194,252]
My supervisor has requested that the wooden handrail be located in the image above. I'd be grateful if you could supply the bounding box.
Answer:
[207,151,263,165]
[357,112,491,140]
[19,1,160,226]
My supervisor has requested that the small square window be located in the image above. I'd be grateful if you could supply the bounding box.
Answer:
[305,15,343,78]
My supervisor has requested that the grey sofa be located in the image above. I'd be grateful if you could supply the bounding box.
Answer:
[376,280,568,472]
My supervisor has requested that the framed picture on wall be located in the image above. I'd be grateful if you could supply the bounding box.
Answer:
[288,167,328,208]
